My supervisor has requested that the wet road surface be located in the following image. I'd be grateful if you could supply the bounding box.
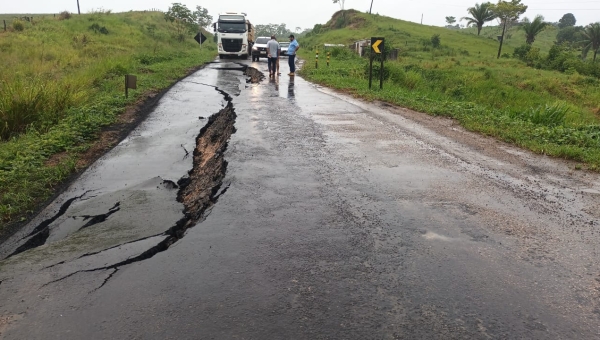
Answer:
[1,59,600,339]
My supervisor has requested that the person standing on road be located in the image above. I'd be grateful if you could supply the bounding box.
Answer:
[287,34,300,76]
[276,37,282,75]
[266,35,280,78]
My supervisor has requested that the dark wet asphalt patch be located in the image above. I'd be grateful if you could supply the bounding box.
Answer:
[37,66,264,291]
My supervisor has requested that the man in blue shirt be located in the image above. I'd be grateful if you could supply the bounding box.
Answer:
[287,35,300,76]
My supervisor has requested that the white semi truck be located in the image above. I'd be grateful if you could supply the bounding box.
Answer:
[213,12,254,59]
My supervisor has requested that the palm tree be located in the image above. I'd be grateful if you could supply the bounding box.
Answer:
[462,2,495,36]
[521,15,547,45]
[581,23,600,62]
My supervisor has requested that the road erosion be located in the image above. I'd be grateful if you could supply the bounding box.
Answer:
[0,59,599,339]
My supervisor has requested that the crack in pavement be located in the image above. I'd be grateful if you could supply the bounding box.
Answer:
[91,268,119,292]
[181,144,190,160]
[77,202,121,231]
[7,191,92,259]
[39,66,263,292]
[73,233,166,261]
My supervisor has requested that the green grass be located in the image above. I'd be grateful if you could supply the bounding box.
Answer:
[299,10,600,170]
[463,23,559,54]
[0,11,217,229]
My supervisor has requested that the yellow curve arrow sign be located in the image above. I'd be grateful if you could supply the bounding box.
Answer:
[372,39,383,54]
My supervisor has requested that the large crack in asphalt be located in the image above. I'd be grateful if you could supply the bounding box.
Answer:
[77,202,121,231]
[6,191,92,259]
[39,65,262,291]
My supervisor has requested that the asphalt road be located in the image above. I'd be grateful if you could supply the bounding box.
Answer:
[1,58,600,339]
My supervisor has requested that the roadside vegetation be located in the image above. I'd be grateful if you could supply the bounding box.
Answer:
[299,8,600,171]
[0,8,216,229]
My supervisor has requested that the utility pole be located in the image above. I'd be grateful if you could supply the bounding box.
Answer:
[497,19,507,59]
[77,0,81,14]
[369,0,374,14]
[421,14,423,25]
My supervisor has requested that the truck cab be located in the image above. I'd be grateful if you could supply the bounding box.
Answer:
[213,12,254,59]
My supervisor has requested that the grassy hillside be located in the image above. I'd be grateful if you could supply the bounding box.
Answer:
[304,10,557,58]
[299,10,600,171]
[0,11,216,229]
[463,24,559,54]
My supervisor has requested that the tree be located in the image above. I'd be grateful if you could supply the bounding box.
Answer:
[521,15,547,44]
[254,23,293,38]
[164,3,197,41]
[193,6,213,29]
[491,0,528,58]
[332,0,345,10]
[556,26,583,46]
[581,23,600,62]
[558,13,576,29]
[446,16,456,25]
[461,2,495,36]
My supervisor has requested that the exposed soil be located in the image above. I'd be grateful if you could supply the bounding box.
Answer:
[178,103,236,221]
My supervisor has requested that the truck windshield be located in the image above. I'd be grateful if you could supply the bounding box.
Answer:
[218,21,246,33]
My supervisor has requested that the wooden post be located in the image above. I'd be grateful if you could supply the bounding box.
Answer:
[3,20,6,32]
[380,56,384,89]
[368,55,374,89]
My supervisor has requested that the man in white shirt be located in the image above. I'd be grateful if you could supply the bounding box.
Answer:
[266,35,280,77]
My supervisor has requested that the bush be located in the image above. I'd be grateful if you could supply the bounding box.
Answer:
[525,103,569,127]
[513,44,531,60]
[11,20,25,32]
[364,61,390,81]
[328,47,355,60]
[59,11,72,20]
[431,34,441,48]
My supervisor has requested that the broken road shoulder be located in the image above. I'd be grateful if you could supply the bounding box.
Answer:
[0,65,263,294]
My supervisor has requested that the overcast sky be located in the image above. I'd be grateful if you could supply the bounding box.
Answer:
[3,0,600,30]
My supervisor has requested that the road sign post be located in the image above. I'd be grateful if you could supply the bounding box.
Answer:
[125,75,137,98]
[369,37,385,90]
[194,32,207,48]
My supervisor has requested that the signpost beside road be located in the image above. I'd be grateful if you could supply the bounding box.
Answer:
[368,37,385,90]
[194,32,207,46]
[125,75,137,98]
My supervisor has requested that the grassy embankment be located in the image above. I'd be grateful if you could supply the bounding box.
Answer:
[299,11,600,170]
[0,11,216,229]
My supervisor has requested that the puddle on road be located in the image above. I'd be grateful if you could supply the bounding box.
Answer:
[422,231,455,242]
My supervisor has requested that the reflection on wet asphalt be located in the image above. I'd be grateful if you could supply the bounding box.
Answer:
[1,58,600,340]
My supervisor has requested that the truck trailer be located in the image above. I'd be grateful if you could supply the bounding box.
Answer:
[213,12,254,59]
